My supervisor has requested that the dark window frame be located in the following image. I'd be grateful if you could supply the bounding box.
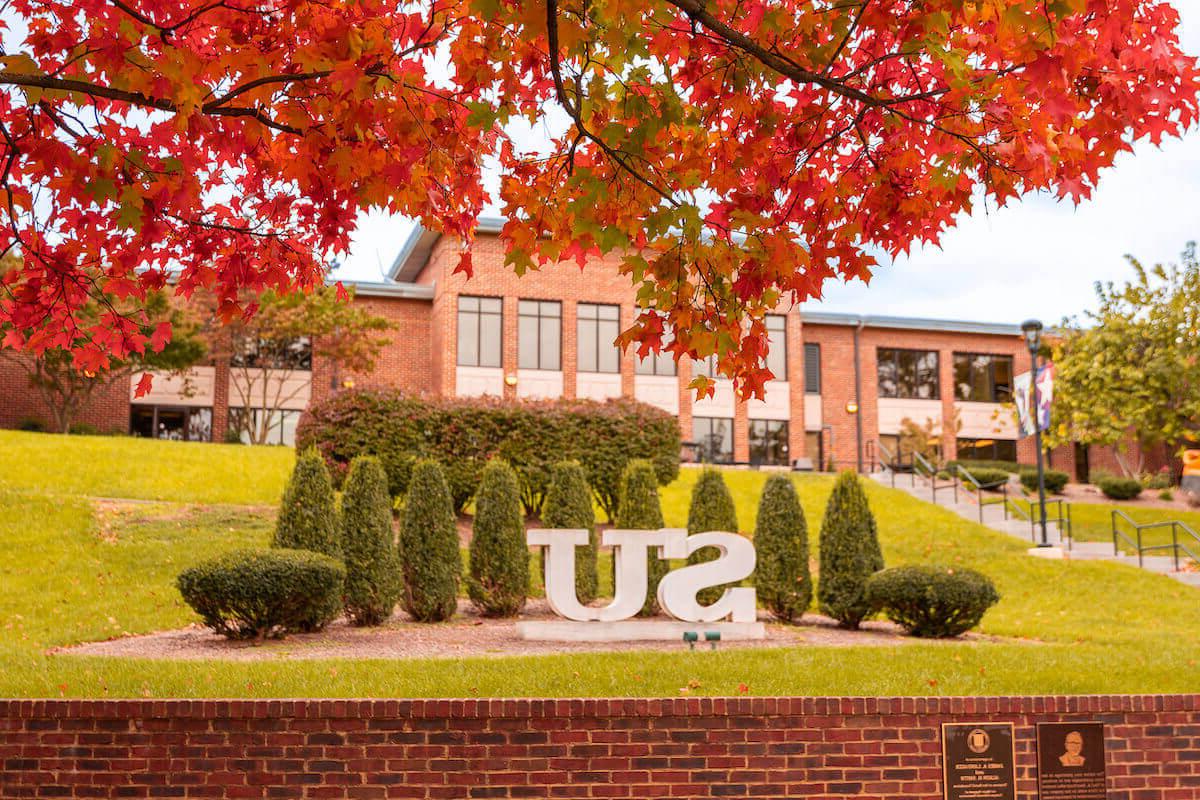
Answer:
[877,347,940,399]
[230,336,312,371]
[693,416,734,464]
[953,352,1014,403]
[456,295,503,368]
[804,343,821,394]
[765,315,787,381]
[749,419,789,466]
[956,437,1018,463]
[577,303,621,374]
[518,299,562,371]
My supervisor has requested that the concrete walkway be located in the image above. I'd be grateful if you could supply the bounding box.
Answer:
[869,471,1200,588]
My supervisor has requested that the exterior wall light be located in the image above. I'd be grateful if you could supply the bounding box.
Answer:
[341,378,355,389]
[504,374,518,387]
[845,401,859,414]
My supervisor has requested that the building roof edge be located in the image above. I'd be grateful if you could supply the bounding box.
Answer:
[801,311,1021,337]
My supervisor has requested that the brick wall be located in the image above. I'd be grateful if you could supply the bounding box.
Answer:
[1,696,1197,799]
[0,353,131,434]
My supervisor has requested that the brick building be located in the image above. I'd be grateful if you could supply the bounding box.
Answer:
[0,218,1163,478]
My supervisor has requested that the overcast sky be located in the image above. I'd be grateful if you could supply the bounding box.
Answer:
[334,3,1200,326]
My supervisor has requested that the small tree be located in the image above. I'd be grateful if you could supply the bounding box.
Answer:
[399,460,461,622]
[818,471,884,629]
[468,460,529,617]
[686,468,740,606]
[755,474,812,623]
[340,456,401,626]
[542,461,598,604]
[273,447,340,558]
[615,459,666,617]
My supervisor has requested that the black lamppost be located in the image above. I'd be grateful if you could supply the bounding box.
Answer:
[1021,319,1050,547]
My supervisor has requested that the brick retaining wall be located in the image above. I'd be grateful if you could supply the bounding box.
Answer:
[1,696,1198,799]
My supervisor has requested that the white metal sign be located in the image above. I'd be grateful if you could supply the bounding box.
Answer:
[527,528,756,623]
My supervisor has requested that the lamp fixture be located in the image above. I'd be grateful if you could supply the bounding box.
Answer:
[845,401,859,415]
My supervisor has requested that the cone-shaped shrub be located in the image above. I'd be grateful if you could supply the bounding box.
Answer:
[468,460,529,617]
[686,468,740,606]
[615,459,666,616]
[341,456,402,626]
[399,460,461,622]
[273,447,340,558]
[542,461,598,603]
[818,471,884,628]
[755,475,812,622]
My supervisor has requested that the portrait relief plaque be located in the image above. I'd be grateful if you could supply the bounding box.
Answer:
[1036,722,1107,800]
[942,722,1017,800]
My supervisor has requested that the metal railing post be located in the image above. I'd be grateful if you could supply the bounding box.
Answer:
[1173,523,1180,572]
[1137,528,1144,568]
[1111,509,1118,556]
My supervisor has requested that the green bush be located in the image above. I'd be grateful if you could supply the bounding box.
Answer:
[616,459,667,617]
[295,389,680,518]
[541,461,598,604]
[16,418,45,432]
[398,460,461,622]
[686,469,740,606]
[959,467,1010,489]
[468,460,529,617]
[817,471,884,629]
[1146,470,1174,490]
[177,549,345,639]
[1019,468,1069,494]
[945,459,1024,475]
[864,565,1000,638]
[340,456,402,626]
[1098,476,1143,500]
[1159,489,1175,502]
[273,447,340,558]
[754,474,812,623]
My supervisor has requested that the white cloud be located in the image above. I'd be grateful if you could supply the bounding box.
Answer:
[337,2,1200,324]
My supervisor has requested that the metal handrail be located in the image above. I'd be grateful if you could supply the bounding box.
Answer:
[1005,497,1073,547]
[912,451,957,503]
[955,465,1010,524]
[1111,510,1200,571]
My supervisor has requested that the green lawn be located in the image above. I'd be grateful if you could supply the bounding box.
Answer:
[1,430,1198,698]
[1007,496,1200,556]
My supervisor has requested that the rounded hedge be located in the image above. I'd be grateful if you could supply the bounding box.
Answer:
[1098,476,1143,500]
[1019,468,1069,494]
[341,456,402,626]
[273,447,340,558]
[754,474,812,623]
[817,471,884,629]
[468,460,529,617]
[542,461,598,604]
[399,459,461,622]
[960,467,1010,489]
[615,458,667,617]
[176,549,345,640]
[686,469,740,607]
[864,565,1000,638]
[295,389,680,518]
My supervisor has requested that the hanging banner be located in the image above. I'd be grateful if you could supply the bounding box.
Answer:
[1014,362,1054,437]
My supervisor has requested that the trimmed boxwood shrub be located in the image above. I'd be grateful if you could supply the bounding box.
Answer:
[295,389,680,518]
[818,471,884,629]
[865,565,1000,638]
[177,549,344,640]
[468,460,529,617]
[945,459,1025,475]
[341,456,402,626]
[686,469,740,606]
[399,460,461,622]
[1098,476,1143,500]
[616,459,667,617]
[542,461,598,604]
[960,467,1010,490]
[273,447,340,557]
[755,474,812,623]
[1019,468,1069,494]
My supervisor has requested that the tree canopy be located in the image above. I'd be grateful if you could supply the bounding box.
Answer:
[0,0,1197,396]
[1050,243,1200,476]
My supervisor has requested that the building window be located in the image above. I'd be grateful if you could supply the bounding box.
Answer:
[805,430,825,469]
[228,408,301,446]
[877,348,940,399]
[957,438,1018,463]
[766,315,787,381]
[457,296,503,368]
[749,420,789,466]
[694,353,719,379]
[577,303,620,373]
[804,343,821,394]
[130,406,212,442]
[694,417,734,464]
[954,353,1014,403]
[518,300,561,370]
[231,337,312,370]
[636,344,677,376]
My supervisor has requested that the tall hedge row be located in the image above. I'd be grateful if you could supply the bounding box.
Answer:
[273,447,340,558]
[615,459,667,617]
[399,460,461,622]
[340,456,402,626]
[817,471,884,629]
[541,461,598,604]
[468,460,529,617]
[755,474,812,622]
[685,469,740,606]
[295,389,680,518]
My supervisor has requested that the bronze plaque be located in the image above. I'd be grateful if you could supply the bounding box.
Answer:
[1036,722,1107,800]
[942,722,1017,800]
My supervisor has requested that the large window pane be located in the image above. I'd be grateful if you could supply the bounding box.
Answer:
[750,419,789,466]
[694,417,734,463]
[957,437,1017,463]
[765,315,787,380]
[878,348,939,399]
[458,295,502,368]
[577,303,620,374]
[804,343,821,394]
[519,299,561,370]
[954,353,1015,402]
